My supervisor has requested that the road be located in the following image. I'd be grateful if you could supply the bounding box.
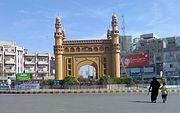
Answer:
[0,93,179,113]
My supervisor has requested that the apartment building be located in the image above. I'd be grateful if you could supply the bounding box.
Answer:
[24,53,51,80]
[0,40,26,80]
[163,36,180,77]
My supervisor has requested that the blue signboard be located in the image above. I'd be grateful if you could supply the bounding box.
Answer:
[52,80,62,85]
[130,72,142,78]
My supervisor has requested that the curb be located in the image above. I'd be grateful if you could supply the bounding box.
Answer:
[0,89,148,94]
[0,89,179,94]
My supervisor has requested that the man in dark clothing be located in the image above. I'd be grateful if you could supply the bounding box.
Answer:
[149,77,160,103]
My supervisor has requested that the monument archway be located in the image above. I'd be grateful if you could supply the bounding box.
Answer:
[54,15,121,80]
[76,59,98,79]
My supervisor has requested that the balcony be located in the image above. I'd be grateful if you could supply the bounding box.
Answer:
[24,61,36,65]
[24,54,36,57]
[4,69,15,73]
[37,61,48,65]
[24,70,36,73]
[37,70,49,73]
[4,60,15,64]
[4,52,16,56]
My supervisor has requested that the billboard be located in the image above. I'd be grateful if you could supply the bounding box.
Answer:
[129,68,141,78]
[123,53,149,67]
[16,73,31,80]
[143,67,154,73]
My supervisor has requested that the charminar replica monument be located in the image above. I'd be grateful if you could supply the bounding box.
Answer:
[54,14,121,80]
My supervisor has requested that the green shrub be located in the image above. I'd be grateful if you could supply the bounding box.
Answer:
[40,79,53,86]
[99,75,110,85]
[62,76,78,88]
[120,77,134,85]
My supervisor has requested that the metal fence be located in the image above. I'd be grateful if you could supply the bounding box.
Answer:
[62,84,146,90]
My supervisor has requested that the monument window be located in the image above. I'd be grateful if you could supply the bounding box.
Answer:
[103,57,107,62]
[100,46,104,51]
[76,47,80,52]
[68,71,71,75]
[105,47,109,51]
[68,59,71,63]
[104,64,107,68]
[68,64,71,69]
[70,48,75,52]
[104,69,107,75]
[65,48,69,52]
[94,47,98,51]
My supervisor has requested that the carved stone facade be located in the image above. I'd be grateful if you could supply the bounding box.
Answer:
[54,15,121,80]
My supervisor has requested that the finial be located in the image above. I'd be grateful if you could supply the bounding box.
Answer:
[113,9,115,15]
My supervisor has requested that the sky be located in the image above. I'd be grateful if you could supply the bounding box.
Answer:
[0,0,180,53]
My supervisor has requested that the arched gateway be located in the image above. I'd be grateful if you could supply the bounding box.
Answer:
[54,15,121,80]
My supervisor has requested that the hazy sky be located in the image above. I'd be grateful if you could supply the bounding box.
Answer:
[0,0,180,53]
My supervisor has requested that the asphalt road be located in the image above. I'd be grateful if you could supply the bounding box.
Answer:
[0,93,179,113]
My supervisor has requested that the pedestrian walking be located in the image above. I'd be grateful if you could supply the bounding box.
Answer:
[149,77,160,103]
[160,83,168,103]
[7,77,12,90]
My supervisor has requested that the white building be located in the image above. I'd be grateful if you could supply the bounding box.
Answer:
[24,53,52,80]
[163,36,180,77]
[0,40,26,80]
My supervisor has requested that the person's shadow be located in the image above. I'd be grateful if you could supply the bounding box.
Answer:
[129,100,152,103]
[129,100,162,103]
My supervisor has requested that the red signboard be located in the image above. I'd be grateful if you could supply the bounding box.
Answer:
[123,53,149,67]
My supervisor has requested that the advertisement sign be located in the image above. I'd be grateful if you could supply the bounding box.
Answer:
[16,73,31,80]
[130,68,142,78]
[143,67,154,73]
[129,68,141,78]
[123,53,149,67]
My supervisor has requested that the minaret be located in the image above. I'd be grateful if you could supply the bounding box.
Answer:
[111,14,121,78]
[54,16,65,80]
[107,29,111,40]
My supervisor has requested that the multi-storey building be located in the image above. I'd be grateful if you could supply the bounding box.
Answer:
[50,56,55,76]
[163,36,180,84]
[134,33,164,75]
[0,40,26,80]
[120,35,132,56]
[24,53,51,79]
[132,37,140,51]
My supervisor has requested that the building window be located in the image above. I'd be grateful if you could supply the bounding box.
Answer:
[158,49,161,52]
[170,64,173,68]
